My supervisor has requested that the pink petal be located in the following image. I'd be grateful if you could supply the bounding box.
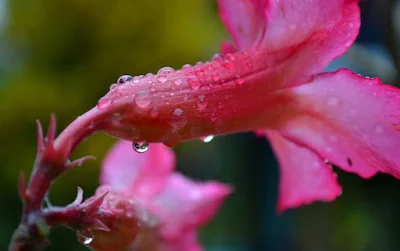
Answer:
[161,231,202,251]
[259,130,342,212]
[145,173,232,241]
[101,140,175,197]
[218,0,266,49]
[218,0,360,87]
[277,69,400,180]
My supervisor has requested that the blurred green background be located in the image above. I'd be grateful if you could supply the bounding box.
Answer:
[2,0,400,250]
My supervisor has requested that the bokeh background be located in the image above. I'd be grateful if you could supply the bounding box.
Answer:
[1,0,400,250]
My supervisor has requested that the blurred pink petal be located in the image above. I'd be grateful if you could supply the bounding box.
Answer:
[101,141,174,197]
[147,173,232,240]
[99,141,231,250]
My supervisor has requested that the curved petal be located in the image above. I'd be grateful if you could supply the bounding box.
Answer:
[218,0,266,49]
[218,0,360,87]
[277,69,400,180]
[259,130,342,212]
[145,173,232,241]
[101,140,175,198]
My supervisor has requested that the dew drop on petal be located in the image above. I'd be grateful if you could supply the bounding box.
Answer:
[134,90,151,108]
[150,107,159,117]
[201,135,214,143]
[169,108,187,129]
[109,83,118,91]
[133,142,149,153]
[97,98,111,110]
[212,53,223,60]
[182,64,192,69]
[197,95,208,109]
[223,62,234,70]
[235,75,245,84]
[188,78,201,90]
[117,75,133,84]
[226,53,235,61]
[157,75,168,83]
[173,79,182,86]
[157,67,175,75]
[211,74,220,82]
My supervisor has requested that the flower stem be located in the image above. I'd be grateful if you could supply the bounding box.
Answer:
[9,107,109,251]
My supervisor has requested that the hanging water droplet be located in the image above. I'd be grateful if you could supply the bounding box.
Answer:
[77,231,94,245]
[97,98,111,110]
[109,83,118,91]
[201,135,214,143]
[133,142,149,153]
[197,95,208,109]
[157,75,168,83]
[117,75,133,84]
[188,78,201,90]
[157,67,175,75]
[134,90,151,108]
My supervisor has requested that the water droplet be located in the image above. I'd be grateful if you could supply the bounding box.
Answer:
[226,53,235,61]
[235,75,245,84]
[201,135,214,143]
[132,76,141,83]
[133,142,149,153]
[77,231,94,245]
[97,98,111,110]
[182,64,192,69]
[157,75,168,83]
[195,70,203,76]
[170,108,187,129]
[375,125,384,133]
[173,79,182,85]
[157,67,175,75]
[109,83,118,91]
[117,75,133,84]
[327,97,339,106]
[150,107,159,117]
[246,62,253,70]
[134,90,151,108]
[223,61,234,70]
[211,74,220,82]
[188,78,201,90]
[197,95,208,109]
[212,53,223,60]
[195,61,204,66]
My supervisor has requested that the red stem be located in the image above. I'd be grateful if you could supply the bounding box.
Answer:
[9,107,110,251]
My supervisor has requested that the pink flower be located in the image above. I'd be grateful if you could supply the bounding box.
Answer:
[93,0,400,212]
[81,141,231,251]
